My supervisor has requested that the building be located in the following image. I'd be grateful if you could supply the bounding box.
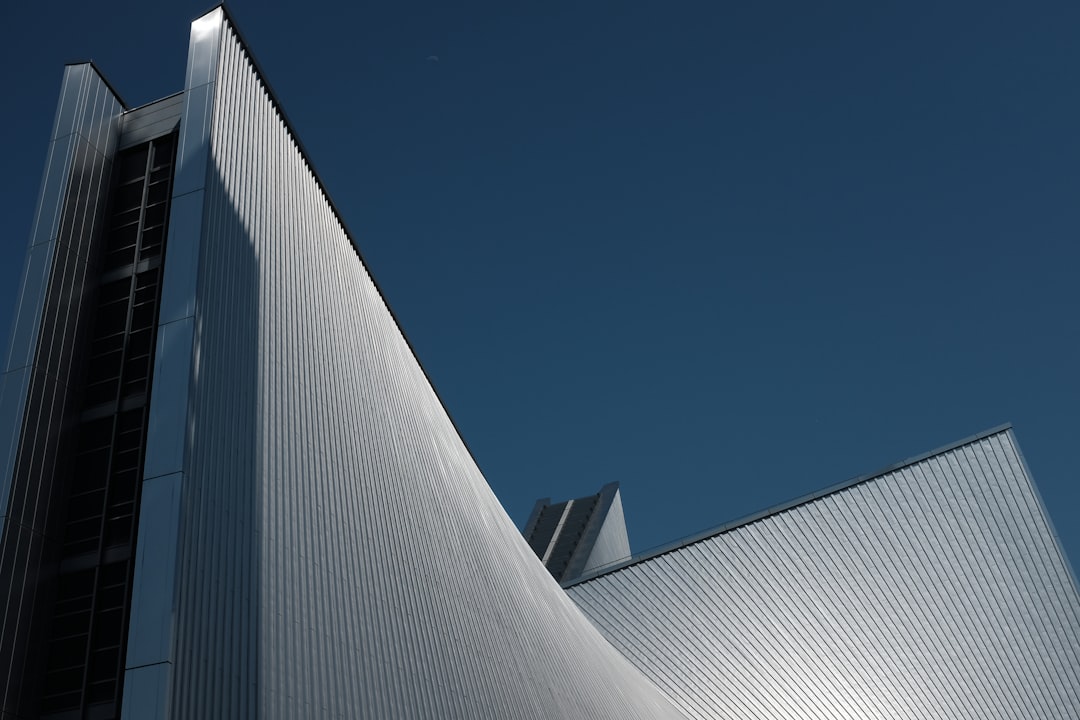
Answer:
[0,7,685,720]
[564,426,1080,719]
[523,482,631,584]
[1,6,1078,720]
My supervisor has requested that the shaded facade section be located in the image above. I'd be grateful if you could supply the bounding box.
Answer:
[567,428,1080,720]
[523,482,631,583]
[0,64,129,718]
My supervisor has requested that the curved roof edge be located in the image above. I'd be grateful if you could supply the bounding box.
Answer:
[566,423,1015,587]
[204,3,487,473]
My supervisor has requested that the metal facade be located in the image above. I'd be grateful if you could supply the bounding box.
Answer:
[7,8,1079,720]
[121,9,688,719]
[566,428,1080,720]
[0,64,124,714]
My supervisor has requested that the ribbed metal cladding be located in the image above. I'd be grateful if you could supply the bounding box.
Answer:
[162,12,687,719]
[567,428,1080,720]
[0,63,124,715]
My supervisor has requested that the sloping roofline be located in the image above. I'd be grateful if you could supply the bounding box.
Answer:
[191,4,488,470]
[64,60,130,109]
[565,423,1017,587]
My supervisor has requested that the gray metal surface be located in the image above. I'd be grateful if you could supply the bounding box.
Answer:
[1,62,123,485]
[0,63,124,713]
[124,9,687,719]
[567,428,1080,720]
[118,92,184,151]
[121,9,224,718]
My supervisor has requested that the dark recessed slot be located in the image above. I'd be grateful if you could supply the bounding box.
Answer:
[40,690,81,713]
[125,329,152,360]
[77,419,114,452]
[106,228,139,261]
[40,669,82,699]
[108,475,136,508]
[64,518,103,551]
[111,453,139,479]
[117,408,143,430]
[74,447,110,484]
[110,208,141,230]
[124,355,149,382]
[115,420,143,444]
[66,490,105,523]
[89,648,120,683]
[69,472,107,499]
[97,582,125,611]
[143,203,166,228]
[83,379,120,407]
[40,136,175,714]
[87,680,117,704]
[152,135,175,156]
[55,570,95,602]
[130,304,155,332]
[113,424,139,448]
[97,279,131,306]
[99,562,128,587]
[46,635,88,673]
[91,608,124,642]
[133,283,158,307]
[117,148,148,180]
[104,517,133,547]
[94,303,129,337]
[53,597,93,620]
[88,350,123,383]
[105,247,137,271]
[146,180,169,205]
[90,333,125,358]
[135,268,159,289]
[139,227,163,260]
[50,610,92,641]
[112,183,144,213]
[107,498,134,516]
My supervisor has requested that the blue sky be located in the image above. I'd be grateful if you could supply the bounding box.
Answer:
[1,1,1077,574]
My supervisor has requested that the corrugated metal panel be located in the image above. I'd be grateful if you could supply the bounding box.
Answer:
[0,62,124,714]
[121,12,225,718]
[157,11,687,719]
[567,429,1080,720]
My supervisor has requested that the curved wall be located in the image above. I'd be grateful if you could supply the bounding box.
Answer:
[147,11,687,719]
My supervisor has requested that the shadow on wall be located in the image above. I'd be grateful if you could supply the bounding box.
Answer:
[169,154,262,716]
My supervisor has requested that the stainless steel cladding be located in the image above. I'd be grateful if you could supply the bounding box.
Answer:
[566,428,1080,720]
[0,63,124,714]
[123,9,687,719]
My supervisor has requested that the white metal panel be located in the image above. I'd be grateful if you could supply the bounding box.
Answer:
[157,11,687,719]
[567,429,1080,720]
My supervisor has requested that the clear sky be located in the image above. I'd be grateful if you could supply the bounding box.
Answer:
[1,1,1077,575]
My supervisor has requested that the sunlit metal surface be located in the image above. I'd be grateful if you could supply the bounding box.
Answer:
[124,9,687,719]
[567,428,1080,719]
